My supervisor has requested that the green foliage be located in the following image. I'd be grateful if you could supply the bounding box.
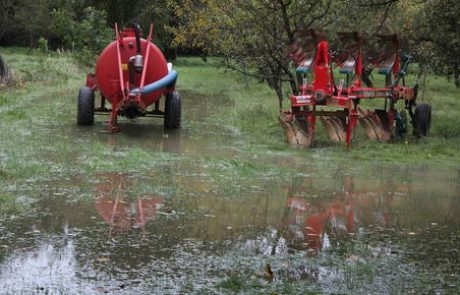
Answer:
[135,1,174,52]
[51,6,113,65]
[1,0,460,90]
[37,37,48,53]
[169,0,339,103]
[419,0,460,87]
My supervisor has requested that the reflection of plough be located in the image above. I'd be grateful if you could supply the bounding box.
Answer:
[285,195,354,252]
[282,30,432,148]
[283,175,408,252]
[94,173,163,233]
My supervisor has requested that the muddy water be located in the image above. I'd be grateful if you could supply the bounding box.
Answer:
[1,91,460,294]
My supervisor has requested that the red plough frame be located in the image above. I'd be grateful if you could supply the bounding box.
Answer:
[281,31,431,148]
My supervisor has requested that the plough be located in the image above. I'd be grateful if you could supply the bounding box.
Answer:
[281,30,431,148]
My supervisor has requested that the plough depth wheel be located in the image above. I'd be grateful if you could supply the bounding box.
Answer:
[414,103,431,137]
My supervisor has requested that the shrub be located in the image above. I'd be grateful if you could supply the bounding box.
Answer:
[51,7,112,66]
[37,37,48,53]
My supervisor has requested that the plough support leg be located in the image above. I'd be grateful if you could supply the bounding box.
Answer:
[109,103,121,133]
[346,108,359,148]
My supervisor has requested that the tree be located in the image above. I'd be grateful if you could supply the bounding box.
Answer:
[51,6,113,64]
[167,0,416,107]
[169,0,335,109]
[0,0,51,47]
[0,0,15,41]
[417,0,460,87]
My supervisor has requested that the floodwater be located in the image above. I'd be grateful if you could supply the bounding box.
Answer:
[1,90,460,294]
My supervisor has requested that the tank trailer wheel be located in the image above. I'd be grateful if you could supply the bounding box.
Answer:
[164,91,181,129]
[77,87,95,125]
[0,54,10,85]
[413,103,431,137]
[0,54,6,79]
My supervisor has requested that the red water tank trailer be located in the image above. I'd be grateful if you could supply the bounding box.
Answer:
[77,23,181,132]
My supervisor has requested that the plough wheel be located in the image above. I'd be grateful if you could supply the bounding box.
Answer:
[320,116,347,142]
[279,113,314,147]
[358,108,391,141]
[414,103,431,137]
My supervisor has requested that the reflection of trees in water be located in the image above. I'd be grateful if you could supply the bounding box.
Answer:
[2,165,459,292]
[104,127,181,154]
[398,221,460,283]
[280,165,460,292]
[457,169,460,192]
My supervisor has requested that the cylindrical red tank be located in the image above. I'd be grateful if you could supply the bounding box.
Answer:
[95,30,168,107]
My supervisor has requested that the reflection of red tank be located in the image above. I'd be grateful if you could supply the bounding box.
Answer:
[94,173,163,231]
[284,176,406,252]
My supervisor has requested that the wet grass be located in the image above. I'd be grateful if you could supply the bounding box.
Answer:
[0,50,457,189]
[0,49,457,216]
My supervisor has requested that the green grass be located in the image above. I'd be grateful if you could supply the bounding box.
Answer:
[0,49,459,188]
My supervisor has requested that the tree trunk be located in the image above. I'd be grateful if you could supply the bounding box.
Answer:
[275,81,283,112]
[287,71,298,95]
[279,1,294,44]
[421,70,427,100]
[454,67,460,88]
[27,33,35,54]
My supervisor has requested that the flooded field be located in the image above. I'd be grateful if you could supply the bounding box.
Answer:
[1,82,460,294]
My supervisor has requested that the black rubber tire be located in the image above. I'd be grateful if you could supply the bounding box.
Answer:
[0,54,9,84]
[0,54,6,78]
[414,103,431,137]
[77,87,95,125]
[164,91,181,129]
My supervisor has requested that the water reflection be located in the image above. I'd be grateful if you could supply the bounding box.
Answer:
[104,127,182,154]
[0,232,79,294]
[283,175,408,253]
[0,168,459,293]
[94,173,164,233]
